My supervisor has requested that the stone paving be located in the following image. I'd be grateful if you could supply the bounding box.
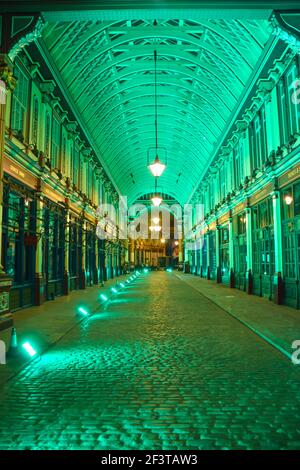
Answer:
[177,273,300,357]
[0,271,300,450]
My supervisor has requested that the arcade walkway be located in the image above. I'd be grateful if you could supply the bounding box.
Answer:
[0,271,300,450]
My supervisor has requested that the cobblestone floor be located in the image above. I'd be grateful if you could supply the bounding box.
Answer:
[0,271,300,450]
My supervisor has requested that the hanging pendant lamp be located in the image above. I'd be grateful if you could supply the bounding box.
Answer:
[147,50,166,178]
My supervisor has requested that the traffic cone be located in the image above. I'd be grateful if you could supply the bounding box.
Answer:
[8,327,18,357]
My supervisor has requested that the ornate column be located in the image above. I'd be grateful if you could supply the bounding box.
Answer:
[79,215,86,289]
[178,239,183,263]
[206,229,211,280]
[94,233,99,284]
[130,238,135,270]
[216,225,221,283]
[0,58,16,324]
[198,235,203,277]
[228,217,235,288]
[63,199,70,295]
[272,191,284,304]
[34,192,45,305]
[245,207,253,294]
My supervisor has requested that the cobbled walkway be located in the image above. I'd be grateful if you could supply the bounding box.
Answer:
[0,271,300,450]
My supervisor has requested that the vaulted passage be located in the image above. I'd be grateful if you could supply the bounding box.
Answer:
[0,1,300,452]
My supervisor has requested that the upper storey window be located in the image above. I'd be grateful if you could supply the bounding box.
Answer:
[286,61,300,136]
[11,63,29,140]
[44,112,51,158]
[51,116,61,169]
[32,96,39,146]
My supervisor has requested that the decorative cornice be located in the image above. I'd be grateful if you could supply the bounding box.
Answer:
[9,16,45,61]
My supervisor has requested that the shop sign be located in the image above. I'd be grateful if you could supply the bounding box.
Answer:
[249,182,273,206]
[279,162,300,188]
[3,157,37,189]
[218,211,229,225]
[232,201,245,216]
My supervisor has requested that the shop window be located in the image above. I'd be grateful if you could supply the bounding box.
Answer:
[282,186,294,220]
[220,226,230,275]
[283,226,296,279]
[233,214,247,273]
[208,230,216,276]
[2,187,35,285]
[43,204,64,281]
[252,199,274,276]
[202,235,208,275]
[294,182,300,216]
[69,217,80,277]
[238,213,246,234]
[86,227,96,285]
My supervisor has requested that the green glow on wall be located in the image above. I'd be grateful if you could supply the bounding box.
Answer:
[22,342,37,358]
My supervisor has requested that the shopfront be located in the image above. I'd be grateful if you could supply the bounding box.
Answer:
[219,224,230,286]
[97,238,106,283]
[86,221,97,287]
[252,197,275,300]
[2,176,37,311]
[201,232,208,278]
[281,179,300,308]
[69,212,82,292]
[43,198,65,301]
[208,229,216,280]
[233,213,247,291]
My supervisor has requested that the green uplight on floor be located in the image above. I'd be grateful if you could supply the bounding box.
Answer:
[166,268,173,273]
[22,342,37,358]
[111,287,117,294]
[126,280,130,283]
[100,294,108,301]
[78,307,89,315]
[120,283,125,288]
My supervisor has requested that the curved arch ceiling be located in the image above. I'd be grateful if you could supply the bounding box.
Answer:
[41,17,272,204]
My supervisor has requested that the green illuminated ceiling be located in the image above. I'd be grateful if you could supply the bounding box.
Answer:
[41,16,272,204]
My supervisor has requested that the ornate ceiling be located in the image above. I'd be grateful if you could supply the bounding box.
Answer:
[41,16,273,204]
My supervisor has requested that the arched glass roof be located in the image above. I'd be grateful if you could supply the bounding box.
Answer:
[41,17,272,204]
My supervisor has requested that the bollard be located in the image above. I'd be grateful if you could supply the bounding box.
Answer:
[0,340,5,364]
[8,327,18,356]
